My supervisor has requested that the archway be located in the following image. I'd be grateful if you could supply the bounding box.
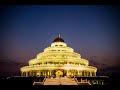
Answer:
[55,70,63,77]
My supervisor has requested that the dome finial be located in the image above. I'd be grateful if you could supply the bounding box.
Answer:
[58,33,60,38]
[53,34,64,42]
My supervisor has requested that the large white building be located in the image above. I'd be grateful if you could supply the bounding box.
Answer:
[20,34,97,77]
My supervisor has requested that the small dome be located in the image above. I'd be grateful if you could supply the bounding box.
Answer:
[53,34,65,42]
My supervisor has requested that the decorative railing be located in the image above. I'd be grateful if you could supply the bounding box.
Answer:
[21,64,97,71]
[29,57,89,66]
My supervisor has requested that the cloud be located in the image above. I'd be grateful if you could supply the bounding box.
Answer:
[0,60,26,76]
[89,56,120,75]
[0,57,120,76]
[89,56,106,68]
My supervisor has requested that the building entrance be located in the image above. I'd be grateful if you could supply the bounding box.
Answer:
[55,70,63,77]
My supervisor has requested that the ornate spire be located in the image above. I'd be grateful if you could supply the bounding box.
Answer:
[58,33,60,38]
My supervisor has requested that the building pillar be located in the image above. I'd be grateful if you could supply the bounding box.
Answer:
[31,71,33,76]
[26,72,28,77]
[49,70,51,76]
[45,70,47,76]
[73,70,75,76]
[87,71,89,76]
[47,70,48,76]
[90,71,92,76]
[84,71,86,76]
[88,71,90,76]
[79,71,81,76]
[44,70,45,76]
[81,78,82,82]
[21,72,23,76]
[85,71,87,76]
[44,70,46,76]
[29,72,31,76]
[83,71,85,76]
[67,70,69,77]
[94,72,96,76]
[22,72,23,76]
[47,70,49,76]
[90,71,93,76]
[78,71,80,76]
[71,70,73,76]
[77,70,78,76]
[78,71,79,76]
[43,70,45,76]
[39,71,41,76]
[86,71,88,76]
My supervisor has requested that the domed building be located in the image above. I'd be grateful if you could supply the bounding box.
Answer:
[20,34,97,77]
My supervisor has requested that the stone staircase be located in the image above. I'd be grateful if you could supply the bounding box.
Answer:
[43,77,60,85]
[43,77,78,85]
[60,77,78,85]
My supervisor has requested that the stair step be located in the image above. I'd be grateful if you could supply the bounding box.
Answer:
[43,77,78,85]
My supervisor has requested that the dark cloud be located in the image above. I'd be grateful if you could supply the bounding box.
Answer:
[97,65,120,76]
[89,56,106,68]
[89,56,120,75]
[1,58,119,76]
[0,60,26,76]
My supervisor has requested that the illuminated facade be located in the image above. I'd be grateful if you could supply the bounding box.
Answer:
[20,34,97,77]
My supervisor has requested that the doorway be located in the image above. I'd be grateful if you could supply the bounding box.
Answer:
[55,70,63,77]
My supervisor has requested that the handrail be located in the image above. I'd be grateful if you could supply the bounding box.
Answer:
[74,77,79,85]
[42,76,46,85]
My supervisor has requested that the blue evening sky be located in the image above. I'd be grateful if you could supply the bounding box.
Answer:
[1,5,120,76]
